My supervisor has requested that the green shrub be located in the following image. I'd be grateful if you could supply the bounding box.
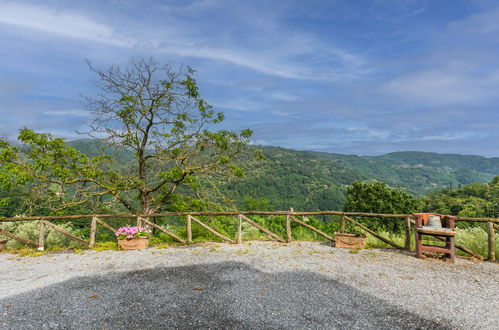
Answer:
[455,227,499,257]
[365,230,408,249]
[1,220,79,249]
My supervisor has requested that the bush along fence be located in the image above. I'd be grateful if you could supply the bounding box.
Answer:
[0,211,497,262]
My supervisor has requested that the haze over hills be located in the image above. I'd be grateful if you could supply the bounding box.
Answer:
[68,140,499,211]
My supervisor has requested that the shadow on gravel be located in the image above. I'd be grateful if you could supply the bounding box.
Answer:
[0,261,449,329]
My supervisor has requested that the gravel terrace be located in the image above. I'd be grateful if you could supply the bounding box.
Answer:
[0,241,498,329]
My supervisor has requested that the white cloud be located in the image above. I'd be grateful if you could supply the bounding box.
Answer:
[418,132,482,142]
[0,2,368,81]
[0,2,133,47]
[158,44,309,80]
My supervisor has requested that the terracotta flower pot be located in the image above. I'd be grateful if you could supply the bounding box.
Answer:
[334,232,366,249]
[117,237,149,250]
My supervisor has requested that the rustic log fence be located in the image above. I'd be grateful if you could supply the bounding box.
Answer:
[0,211,497,262]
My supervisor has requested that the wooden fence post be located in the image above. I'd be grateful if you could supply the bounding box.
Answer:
[187,215,192,243]
[237,214,242,244]
[286,208,293,243]
[89,217,97,248]
[286,215,291,243]
[38,220,45,251]
[340,215,346,233]
[487,222,496,262]
[404,216,412,251]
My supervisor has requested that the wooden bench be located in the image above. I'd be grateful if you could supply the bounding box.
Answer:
[414,213,456,263]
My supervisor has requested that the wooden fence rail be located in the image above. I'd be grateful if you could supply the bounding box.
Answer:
[0,211,497,262]
[2,211,498,222]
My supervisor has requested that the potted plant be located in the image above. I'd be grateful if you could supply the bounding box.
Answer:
[115,226,149,250]
[334,227,366,249]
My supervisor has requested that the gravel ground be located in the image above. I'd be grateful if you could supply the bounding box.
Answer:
[0,241,497,329]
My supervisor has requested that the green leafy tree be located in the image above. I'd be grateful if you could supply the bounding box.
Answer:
[343,181,420,232]
[242,196,274,211]
[0,58,252,215]
[422,176,499,221]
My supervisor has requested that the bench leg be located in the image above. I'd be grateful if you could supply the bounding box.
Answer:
[445,236,455,263]
[415,230,425,259]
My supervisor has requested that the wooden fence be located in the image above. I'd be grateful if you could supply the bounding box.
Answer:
[0,211,497,262]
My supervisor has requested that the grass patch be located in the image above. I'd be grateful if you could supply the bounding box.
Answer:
[72,248,85,254]
[92,241,118,251]
[235,248,250,255]
[152,243,171,249]
[365,231,408,249]
[455,227,499,258]
[6,248,47,257]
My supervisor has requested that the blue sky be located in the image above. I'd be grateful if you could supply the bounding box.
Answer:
[1,0,499,157]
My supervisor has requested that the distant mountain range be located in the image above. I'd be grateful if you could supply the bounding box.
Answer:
[69,140,499,211]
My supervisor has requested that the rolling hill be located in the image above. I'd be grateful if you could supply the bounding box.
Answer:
[220,146,499,211]
[68,140,499,211]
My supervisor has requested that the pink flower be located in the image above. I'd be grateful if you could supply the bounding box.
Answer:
[115,225,148,239]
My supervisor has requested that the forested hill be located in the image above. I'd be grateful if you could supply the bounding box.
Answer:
[303,149,499,195]
[221,147,499,211]
[68,140,499,211]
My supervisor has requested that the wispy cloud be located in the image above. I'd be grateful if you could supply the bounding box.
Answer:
[0,2,368,81]
[0,2,133,47]
[1,1,498,156]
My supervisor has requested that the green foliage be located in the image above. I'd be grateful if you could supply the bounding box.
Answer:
[0,58,252,215]
[0,220,78,249]
[421,176,499,225]
[220,146,357,212]
[312,150,498,196]
[92,241,119,251]
[455,227,499,257]
[0,129,109,215]
[242,197,273,211]
[364,231,409,249]
[217,146,498,212]
[344,181,420,232]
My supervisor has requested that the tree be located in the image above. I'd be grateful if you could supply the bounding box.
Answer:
[343,181,420,232]
[0,58,252,215]
[242,196,273,211]
[421,175,499,222]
